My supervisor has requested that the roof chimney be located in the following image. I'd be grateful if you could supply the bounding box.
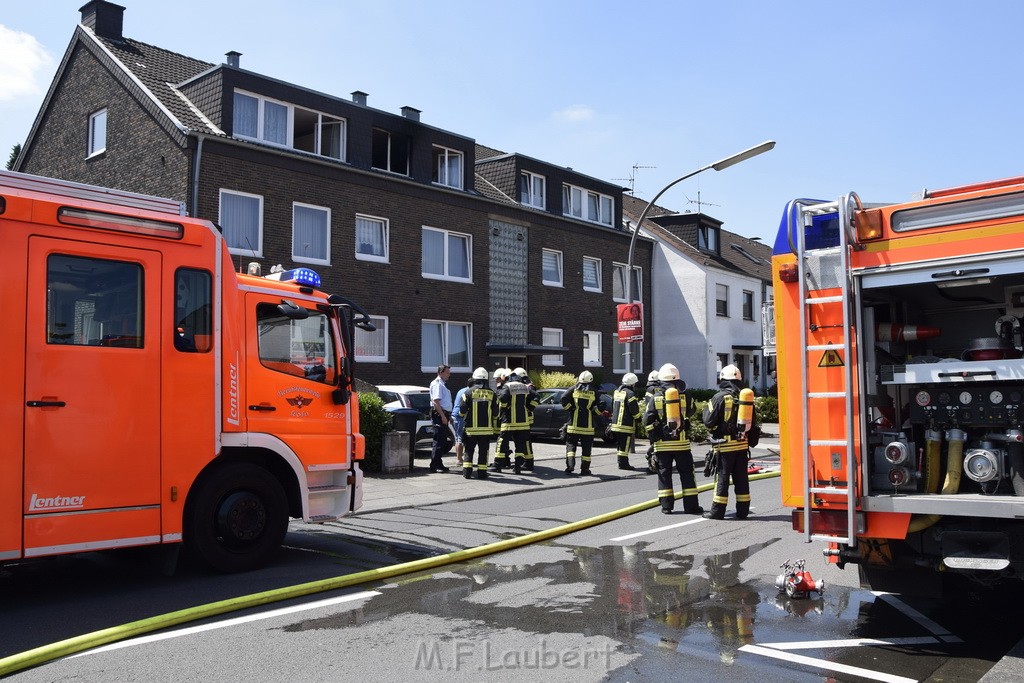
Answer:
[225,51,241,68]
[351,91,368,106]
[401,106,421,122]
[80,0,126,41]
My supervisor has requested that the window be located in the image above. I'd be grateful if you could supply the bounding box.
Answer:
[583,330,601,366]
[87,109,107,157]
[716,283,729,317]
[582,257,602,292]
[233,90,346,161]
[742,290,754,320]
[46,254,142,347]
[717,353,729,376]
[520,171,546,209]
[614,334,642,373]
[355,214,389,262]
[612,263,642,303]
[698,225,719,252]
[422,227,471,282]
[174,268,212,353]
[563,183,613,226]
[256,303,337,384]
[292,203,330,265]
[542,249,563,287]
[432,146,463,189]
[542,328,563,366]
[355,315,388,362]
[372,128,410,175]
[422,320,471,372]
[219,189,263,256]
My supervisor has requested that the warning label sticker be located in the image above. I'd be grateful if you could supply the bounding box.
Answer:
[818,349,844,367]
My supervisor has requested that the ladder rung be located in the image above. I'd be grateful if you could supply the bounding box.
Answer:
[809,487,850,495]
[811,534,853,544]
[806,344,845,352]
[809,392,847,398]
[810,439,849,447]
[805,296,843,304]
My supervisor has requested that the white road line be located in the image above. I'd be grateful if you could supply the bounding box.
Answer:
[758,636,940,650]
[739,644,918,683]
[610,517,705,541]
[71,590,381,657]
[872,591,963,642]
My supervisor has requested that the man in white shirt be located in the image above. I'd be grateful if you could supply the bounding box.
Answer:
[429,364,454,472]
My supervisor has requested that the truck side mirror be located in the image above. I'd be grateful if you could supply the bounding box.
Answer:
[332,386,350,405]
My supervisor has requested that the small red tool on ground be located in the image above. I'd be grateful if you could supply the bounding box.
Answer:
[776,559,825,599]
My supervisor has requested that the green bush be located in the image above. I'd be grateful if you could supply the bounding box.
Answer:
[755,396,778,423]
[357,392,392,472]
[532,370,576,389]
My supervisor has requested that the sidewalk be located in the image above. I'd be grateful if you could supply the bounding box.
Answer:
[359,424,781,513]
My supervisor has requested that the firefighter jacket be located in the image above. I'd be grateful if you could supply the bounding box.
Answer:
[498,380,538,431]
[643,380,693,452]
[610,385,641,434]
[460,382,498,436]
[561,383,601,436]
[703,379,750,453]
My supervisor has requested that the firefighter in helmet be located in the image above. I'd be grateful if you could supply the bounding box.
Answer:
[459,367,498,479]
[644,362,703,515]
[492,368,512,471]
[642,370,663,474]
[562,370,603,474]
[497,367,538,474]
[610,372,643,470]
[703,364,753,520]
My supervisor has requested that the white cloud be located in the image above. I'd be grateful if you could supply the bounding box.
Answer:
[0,25,53,103]
[553,104,595,124]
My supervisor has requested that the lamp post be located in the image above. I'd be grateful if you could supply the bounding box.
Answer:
[623,140,776,374]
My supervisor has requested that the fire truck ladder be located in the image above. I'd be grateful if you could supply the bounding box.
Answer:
[790,194,861,546]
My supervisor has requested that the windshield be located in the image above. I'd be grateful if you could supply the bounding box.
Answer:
[256,303,337,384]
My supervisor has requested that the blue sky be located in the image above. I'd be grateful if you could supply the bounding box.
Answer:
[2,1,1023,244]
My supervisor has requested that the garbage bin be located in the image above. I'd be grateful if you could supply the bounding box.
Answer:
[388,408,421,467]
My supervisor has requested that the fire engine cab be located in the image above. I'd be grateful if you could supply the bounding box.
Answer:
[772,176,1024,593]
[0,170,371,572]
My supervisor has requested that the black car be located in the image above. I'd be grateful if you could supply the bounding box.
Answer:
[530,387,616,443]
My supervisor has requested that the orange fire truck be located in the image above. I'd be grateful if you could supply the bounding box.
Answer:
[1,170,371,572]
[772,176,1024,593]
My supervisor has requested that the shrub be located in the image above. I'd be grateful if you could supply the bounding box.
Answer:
[755,396,778,423]
[532,370,576,389]
[357,392,392,472]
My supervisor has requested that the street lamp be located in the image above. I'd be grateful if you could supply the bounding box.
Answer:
[623,140,776,373]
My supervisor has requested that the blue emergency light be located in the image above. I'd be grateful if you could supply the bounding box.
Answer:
[266,267,322,287]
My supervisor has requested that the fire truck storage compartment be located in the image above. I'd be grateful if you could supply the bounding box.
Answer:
[860,253,1024,499]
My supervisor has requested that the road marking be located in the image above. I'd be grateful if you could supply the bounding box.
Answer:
[872,591,962,642]
[759,636,940,650]
[71,590,381,657]
[739,644,917,683]
[610,517,705,541]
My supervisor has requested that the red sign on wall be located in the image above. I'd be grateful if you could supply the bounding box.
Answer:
[616,303,644,342]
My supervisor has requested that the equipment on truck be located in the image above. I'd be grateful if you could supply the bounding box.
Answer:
[0,170,373,572]
[771,175,1024,594]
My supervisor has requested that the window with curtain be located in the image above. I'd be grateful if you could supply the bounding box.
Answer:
[421,320,471,372]
[612,263,642,302]
[292,203,329,264]
[542,249,562,286]
[583,330,601,366]
[422,227,471,282]
[432,146,463,189]
[562,183,612,225]
[355,214,388,262]
[232,92,258,138]
[219,189,263,255]
[716,283,729,317]
[542,328,563,366]
[583,256,601,292]
[263,100,288,145]
[521,171,545,208]
[355,315,388,362]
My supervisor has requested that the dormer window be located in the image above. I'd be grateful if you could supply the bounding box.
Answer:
[432,146,463,189]
[372,128,410,175]
[698,224,719,253]
[520,171,546,209]
[562,183,613,226]
[232,90,345,161]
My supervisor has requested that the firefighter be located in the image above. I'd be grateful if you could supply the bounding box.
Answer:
[515,367,538,470]
[642,370,662,474]
[459,367,498,479]
[702,364,753,520]
[644,363,703,515]
[492,368,512,471]
[497,368,538,474]
[562,371,602,475]
[610,372,642,470]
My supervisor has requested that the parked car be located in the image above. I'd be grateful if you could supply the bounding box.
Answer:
[530,387,616,444]
[376,385,444,452]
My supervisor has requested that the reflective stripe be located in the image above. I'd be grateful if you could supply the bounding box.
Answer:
[736,494,751,502]
[713,495,729,504]
[25,535,162,557]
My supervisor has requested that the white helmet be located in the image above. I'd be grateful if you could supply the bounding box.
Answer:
[622,372,638,386]
[658,363,680,382]
[473,367,489,380]
[647,370,660,383]
[720,364,742,381]
[513,367,528,378]
[494,367,510,379]
[578,370,594,384]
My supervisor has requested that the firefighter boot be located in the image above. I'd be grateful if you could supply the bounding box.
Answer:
[477,466,489,480]
[580,458,592,476]
[702,502,726,520]
[658,488,674,514]
[523,457,534,472]
[514,455,524,475]
[682,497,704,515]
[617,456,635,471]
[463,463,473,479]
[565,455,576,474]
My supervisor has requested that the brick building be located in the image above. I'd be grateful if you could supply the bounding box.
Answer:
[16,1,652,388]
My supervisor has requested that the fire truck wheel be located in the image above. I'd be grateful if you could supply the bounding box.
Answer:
[184,462,289,573]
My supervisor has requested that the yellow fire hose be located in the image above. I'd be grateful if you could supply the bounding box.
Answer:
[0,471,780,676]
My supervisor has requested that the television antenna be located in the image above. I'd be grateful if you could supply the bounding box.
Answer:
[684,190,720,214]
[612,163,657,195]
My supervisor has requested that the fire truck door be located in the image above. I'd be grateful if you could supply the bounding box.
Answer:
[24,238,161,550]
